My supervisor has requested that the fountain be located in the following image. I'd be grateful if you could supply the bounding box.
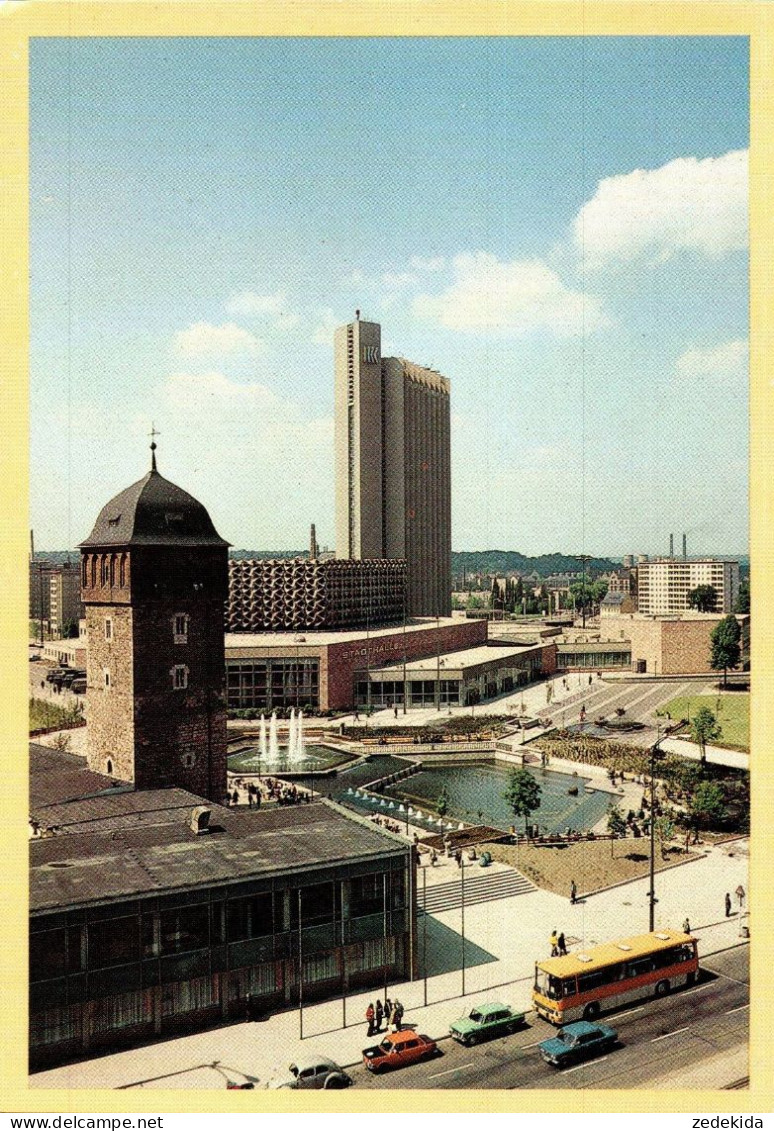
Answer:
[259,715,268,761]
[268,712,280,762]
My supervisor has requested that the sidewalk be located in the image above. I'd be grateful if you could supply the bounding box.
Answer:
[30,838,749,1091]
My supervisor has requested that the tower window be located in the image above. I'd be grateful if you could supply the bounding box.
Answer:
[172,665,189,690]
[173,614,189,643]
[105,618,113,641]
[104,669,111,689]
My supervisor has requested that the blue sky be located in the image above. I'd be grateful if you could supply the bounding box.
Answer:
[29,36,749,555]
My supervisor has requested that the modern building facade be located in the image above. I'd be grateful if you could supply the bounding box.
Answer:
[334,316,451,618]
[225,617,487,713]
[635,559,740,616]
[227,557,406,632]
[79,451,230,801]
[29,745,414,1069]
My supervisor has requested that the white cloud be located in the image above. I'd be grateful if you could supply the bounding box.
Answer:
[225,290,299,328]
[575,149,748,269]
[413,252,605,336]
[410,256,446,272]
[676,338,748,382]
[382,272,417,289]
[173,321,266,359]
[311,307,340,346]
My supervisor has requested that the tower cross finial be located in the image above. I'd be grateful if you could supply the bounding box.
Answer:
[149,423,161,471]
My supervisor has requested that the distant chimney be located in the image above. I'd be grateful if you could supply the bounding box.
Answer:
[355,309,360,321]
[683,534,687,561]
[189,806,211,835]
[669,533,674,558]
[310,523,318,560]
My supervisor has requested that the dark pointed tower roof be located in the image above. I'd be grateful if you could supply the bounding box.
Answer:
[79,453,229,549]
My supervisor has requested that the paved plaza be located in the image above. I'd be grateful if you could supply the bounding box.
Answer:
[30,834,748,1091]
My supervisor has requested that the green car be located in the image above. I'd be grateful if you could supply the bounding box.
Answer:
[450,1001,526,1046]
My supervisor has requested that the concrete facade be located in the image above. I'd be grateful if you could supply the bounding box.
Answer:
[636,558,740,615]
[622,613,749,676]
[226,557,406,631]
[334,317,451,618]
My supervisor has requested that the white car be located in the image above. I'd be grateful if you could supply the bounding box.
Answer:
[266,1055,351,1090]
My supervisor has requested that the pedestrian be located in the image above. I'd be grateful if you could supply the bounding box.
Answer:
[588,674,593,686]
[245,993,256,1022]
[394,1000,404,1031]
[735,884,746,910]
[454,849,462,869]
[366,1002,375,1037]
[232,789,239,806]
[384,997,393,1026]
[430,848,438,866]
[394,704,398,719]
[375,999,384,1032]
[682,918,691,935]
[579,706,586,723]
[570,879,577,905]
[550,929,559,956]
[558,932,567,956]
[725,892,732,918]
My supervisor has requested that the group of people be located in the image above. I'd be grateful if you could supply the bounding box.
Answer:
[365,998,404,1037]
[549,929,568,957]
[225,777,313,809]
[369,814,402,834]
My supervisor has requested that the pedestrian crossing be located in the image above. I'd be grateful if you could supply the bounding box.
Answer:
[418,867,536,915]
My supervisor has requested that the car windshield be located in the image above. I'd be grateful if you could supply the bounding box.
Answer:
[560,1032,577,1045]
[469,1011,482,1022]
[380,1038,392,1050]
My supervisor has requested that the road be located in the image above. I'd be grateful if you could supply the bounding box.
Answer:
[349,944,748,1091]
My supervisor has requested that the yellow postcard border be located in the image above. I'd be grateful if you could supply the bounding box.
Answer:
[1,0,770,1115]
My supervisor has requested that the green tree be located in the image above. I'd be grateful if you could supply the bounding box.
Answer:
[606,804,628,857]
[710,615,742,687]
[436,788,449,818]
[687,780,727,840]
[502,767,542,834]
[687,584,718,612]
[654,813,676,860]
[734,578,750,615]
[690,706,721,764]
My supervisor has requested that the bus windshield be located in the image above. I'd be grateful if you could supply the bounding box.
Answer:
[534,967,563,1000]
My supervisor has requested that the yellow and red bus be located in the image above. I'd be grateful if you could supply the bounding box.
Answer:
[533,929,699,1025]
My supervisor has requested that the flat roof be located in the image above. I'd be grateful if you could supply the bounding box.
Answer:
[536,929,691,976]
[366,641,544,678]
[30,797,407,914]
[225,616,462,650]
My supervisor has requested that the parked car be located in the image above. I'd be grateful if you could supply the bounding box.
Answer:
[266,1055,351,1090]
[539,1020,618,1067]
[362,1029,438,1073]
[70,679,87,695]
[450,1001,526,1045]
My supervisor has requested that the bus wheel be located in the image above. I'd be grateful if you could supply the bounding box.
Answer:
[583,1002,600,1021]
[686,972,696,987]
[655,980,670,997]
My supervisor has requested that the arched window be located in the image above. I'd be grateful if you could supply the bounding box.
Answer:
[90,556,97,587]
[106,759,113,775]
[109,555,116,586]
[119,554,127,588]
[81,558,87,587]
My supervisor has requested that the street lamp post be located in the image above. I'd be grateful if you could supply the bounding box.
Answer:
[648,731,664,932]
[575,554,592,629]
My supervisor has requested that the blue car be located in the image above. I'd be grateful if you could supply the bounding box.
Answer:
[539,1020,618,1067]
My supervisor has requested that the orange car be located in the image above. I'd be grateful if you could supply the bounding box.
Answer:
[362,1029,439,1073]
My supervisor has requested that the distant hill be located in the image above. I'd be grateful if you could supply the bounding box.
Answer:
[451,550,618,579]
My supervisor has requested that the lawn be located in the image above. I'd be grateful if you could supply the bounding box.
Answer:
[486,837,701,897]
[29,697,83,733]
[663,693,749,752]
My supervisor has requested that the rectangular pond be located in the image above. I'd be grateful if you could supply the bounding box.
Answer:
[384,761,613,835]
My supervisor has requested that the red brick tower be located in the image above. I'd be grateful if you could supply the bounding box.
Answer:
[79,444,230,801]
